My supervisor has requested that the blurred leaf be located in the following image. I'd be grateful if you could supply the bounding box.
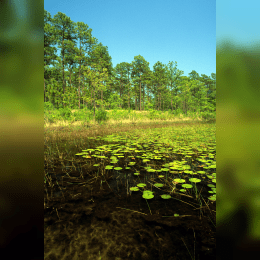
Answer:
[217,39,260,258]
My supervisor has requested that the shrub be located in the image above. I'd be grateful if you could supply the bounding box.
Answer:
[201,111,216,122]
[57,107,72,120]
[71,110,83,122]
[148,110,158,120]
[44,101,55,111]
[95,109,108,124]
[44,113,57,124]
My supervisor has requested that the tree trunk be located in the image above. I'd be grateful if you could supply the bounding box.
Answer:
[139,75,142,111]
[44,77,46,102]
[78,63,81,109]
[143,83,145,111]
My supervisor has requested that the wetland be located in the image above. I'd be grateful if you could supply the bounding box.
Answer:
[44,109,216,260]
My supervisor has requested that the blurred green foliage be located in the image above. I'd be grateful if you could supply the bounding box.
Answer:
[217,39,260,257]
[57,107,72,120]
[95,108,109,123]
[0,0,43,257]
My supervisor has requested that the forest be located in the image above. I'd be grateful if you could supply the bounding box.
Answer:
[44,10,216,121]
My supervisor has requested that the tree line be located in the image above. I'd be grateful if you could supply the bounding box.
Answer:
[44,10,216,116]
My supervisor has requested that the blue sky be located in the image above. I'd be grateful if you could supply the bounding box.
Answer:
[45,0,216,77]
[217,0,260,48]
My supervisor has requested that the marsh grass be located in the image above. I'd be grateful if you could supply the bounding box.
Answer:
[44,108,203,129]
[44,109,216,260]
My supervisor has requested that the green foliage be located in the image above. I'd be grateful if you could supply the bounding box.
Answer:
[57,107,72,120]
[71,110,84,122]
[174,108,182,116]
[72,109,93,123]
[95,108,108,124]
[108,93,122,109]
[147,110,171,121]
[44,101,60,124]
[80,104,86,109]
[44,10,215,118]
[216,38,260,251]
[146,101,155,111]
[44,101,55,111]
[167,109,174,115]
[115,109,130,119]
[159,112,168,121]
[187,111,200,120]
[148,109,162,120]
[44,114,56,124]
[200,111,215,121]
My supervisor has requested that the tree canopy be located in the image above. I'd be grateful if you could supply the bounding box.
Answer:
[44,10,216,115]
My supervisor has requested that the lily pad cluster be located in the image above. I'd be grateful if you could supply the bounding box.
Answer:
[75,124,216,202]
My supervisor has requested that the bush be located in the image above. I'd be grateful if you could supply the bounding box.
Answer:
[44,112,58,124]
[168,109,175,115]
[44,101,55,111]
[148,110,158,120]
[149,110,164,120]
[95,109,108,124]
[71,110,83,121]
[57,107,72,120]
[201,111,216,122]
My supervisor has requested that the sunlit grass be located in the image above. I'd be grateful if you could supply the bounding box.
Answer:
[44,109,203,129]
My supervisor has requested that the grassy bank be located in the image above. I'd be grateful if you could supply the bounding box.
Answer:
[44,108,212,129]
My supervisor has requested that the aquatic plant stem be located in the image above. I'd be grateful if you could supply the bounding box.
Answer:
[145,199,152,215]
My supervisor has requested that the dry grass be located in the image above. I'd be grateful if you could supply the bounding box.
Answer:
[44,115,202,129]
